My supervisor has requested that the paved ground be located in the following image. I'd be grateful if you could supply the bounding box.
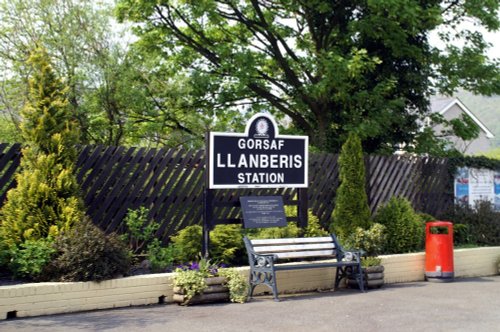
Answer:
[1,276,500,332]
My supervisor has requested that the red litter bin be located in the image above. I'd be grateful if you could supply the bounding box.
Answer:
[425,221,454,282]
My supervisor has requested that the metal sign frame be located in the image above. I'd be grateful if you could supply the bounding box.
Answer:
[208,113,308,189]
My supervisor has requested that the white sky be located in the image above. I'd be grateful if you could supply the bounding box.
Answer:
[429,20,500,61]
[483,29,500,60]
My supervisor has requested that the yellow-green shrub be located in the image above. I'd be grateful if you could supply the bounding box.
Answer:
[0,48,83,250]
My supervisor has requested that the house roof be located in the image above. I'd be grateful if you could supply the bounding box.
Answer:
[430,96,495,138]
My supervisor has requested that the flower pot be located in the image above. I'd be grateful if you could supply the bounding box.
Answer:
[173,276,230,305]
[363,265,384,288]
[346,265,384,289]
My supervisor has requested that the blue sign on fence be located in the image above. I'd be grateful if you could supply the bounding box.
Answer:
[208,113,308,189]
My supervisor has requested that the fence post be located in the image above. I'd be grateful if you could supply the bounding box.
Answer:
[202,188,213,258]
[202,132,212,258]
[297,188,308,228]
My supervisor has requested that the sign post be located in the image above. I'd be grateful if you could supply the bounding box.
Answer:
[203,113,309,256]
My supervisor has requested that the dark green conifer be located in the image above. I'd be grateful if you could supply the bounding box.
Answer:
[331,132,371,238]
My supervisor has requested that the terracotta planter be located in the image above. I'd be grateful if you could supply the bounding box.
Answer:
[346,265,384,289]
[173,277,229,306]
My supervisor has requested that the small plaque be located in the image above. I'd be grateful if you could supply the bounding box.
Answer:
[240,196,287,229]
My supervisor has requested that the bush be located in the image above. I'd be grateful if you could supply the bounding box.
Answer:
[168,224,245,266]
[418,213,436,222]
[284,206,329,237]
[442,201,500,246]
[210,224,245,265]
[121,207,180,271]
[452,223,473,246]
[167,207,328,266]
[218,268,248,303]
[169,225,203,263]
[169,224,248,266]
[374,197,425,254]
[344,223,386,257]
[7,238,56,280]
[331,132,371,237]
[121,207,159,255]
[250,222,302,239]
[247,207,328,239]
[169,209,328,266]
[43,217,131,282]
[146,239,177,272]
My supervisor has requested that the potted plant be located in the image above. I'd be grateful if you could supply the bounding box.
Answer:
[345,223,386,289]
[360,256,385,288]
[173,258,248,305]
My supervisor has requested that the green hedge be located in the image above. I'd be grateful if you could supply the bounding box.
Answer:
[374,197,425,254]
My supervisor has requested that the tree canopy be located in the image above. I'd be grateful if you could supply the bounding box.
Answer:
[117,0,500,153]
[0,1,498,153]
[0,0,240,149]
[0,0,127,145]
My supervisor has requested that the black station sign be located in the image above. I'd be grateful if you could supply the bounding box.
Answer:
[208,113,308,189]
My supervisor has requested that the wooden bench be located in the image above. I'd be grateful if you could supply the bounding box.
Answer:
[243,235,365,301]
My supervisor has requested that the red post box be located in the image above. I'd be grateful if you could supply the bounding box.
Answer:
[425,221,454,282]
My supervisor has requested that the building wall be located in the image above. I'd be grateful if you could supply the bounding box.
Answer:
[433,104,492,154]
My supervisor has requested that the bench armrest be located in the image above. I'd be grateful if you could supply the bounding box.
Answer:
[249,253,277,269]
[341,250,362,263]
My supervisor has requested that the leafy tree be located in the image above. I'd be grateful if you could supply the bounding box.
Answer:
[113,50,232,149]
[0,0,141,146]
[446,113,481,154]
[0,115,21,143]
[117,0,500,153]
[413,112,481,156]
[0,0,222,148]
[0,48,84,249]
[331,132,371,238]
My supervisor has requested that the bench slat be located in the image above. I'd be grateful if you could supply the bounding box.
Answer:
[274,250,336,259]
[250,237,333,245]
[274,261,357,271]
[253,243,335,253]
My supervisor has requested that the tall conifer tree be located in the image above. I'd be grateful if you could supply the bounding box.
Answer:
[0,48,84,247]
[331,132,371,238]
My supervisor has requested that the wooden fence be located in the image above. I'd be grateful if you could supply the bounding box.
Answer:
[0,143,453,243]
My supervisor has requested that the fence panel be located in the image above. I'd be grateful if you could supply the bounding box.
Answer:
[366,155,452,217]
[0,143,21,203]
[0,144,454,243]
